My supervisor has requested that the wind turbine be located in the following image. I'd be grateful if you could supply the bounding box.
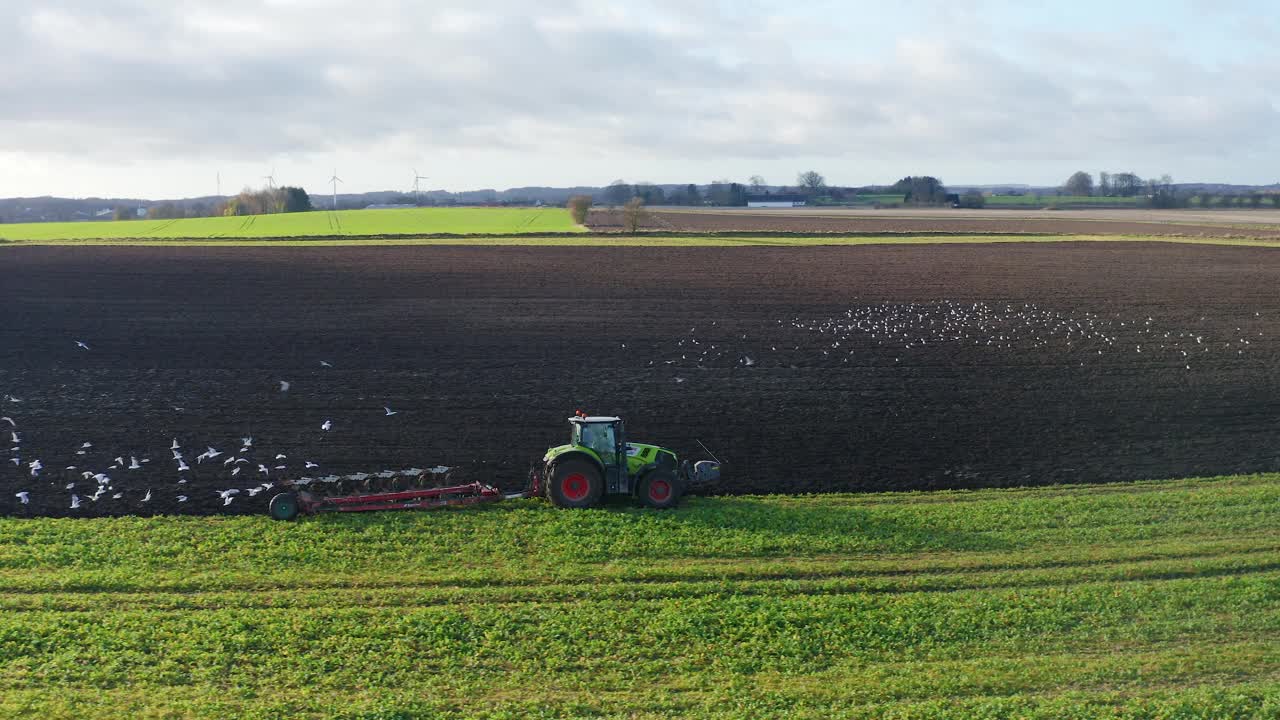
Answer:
[263,167,276,191]
[413,169,429,205]
[328,169,342,210]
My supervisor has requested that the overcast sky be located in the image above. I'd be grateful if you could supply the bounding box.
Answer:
[1,1,1277,199]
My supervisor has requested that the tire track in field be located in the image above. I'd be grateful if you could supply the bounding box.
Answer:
[4,546,1276,612]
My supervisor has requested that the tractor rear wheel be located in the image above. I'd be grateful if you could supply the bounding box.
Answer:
[638,470,680,509]
[547,460,603,509]
[269,492,300,521]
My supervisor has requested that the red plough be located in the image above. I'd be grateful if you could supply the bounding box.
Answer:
[269,475,542,521]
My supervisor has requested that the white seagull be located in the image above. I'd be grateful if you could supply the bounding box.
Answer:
[279,380,290,392]
[141,489,151,502]
[128,456,142,470]
[319,360,333,367]
[75,341,91,350]
[274,453,287,460]
[171,438,181,450]
[15,492,29,504]
[321,420,332,432]
[70,495,81,509]
[0,417,14,427]
[304,461,319,469]
[384,407,397,416]
[177,495,188,503]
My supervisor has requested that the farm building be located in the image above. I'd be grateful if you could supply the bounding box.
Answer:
[746,194,808,208]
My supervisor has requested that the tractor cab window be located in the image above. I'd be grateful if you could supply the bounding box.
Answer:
[581,423,617,462]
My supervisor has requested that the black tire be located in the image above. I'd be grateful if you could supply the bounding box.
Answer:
[269,492,300,521]
[638,470,681,509]
[547,459,604,509]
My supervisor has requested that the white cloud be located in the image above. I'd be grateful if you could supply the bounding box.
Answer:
[0,1,1277,197]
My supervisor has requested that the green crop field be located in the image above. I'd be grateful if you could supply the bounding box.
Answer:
[0,207,583,240]
[2,474,1277,719]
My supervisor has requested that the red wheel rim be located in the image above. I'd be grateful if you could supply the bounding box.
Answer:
[562,473,589,501]
[649,479,671,503]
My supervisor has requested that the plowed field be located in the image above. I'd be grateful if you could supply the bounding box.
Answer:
[2,242,1278,517]
[589,208,1280,238]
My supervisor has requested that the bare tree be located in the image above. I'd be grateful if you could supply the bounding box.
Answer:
[797,170,826,194]
[748,175,767,193]
[567,195,593,225]
[1111,172,1142,197]
[622,197,647,234]
[1063,171,1094,197]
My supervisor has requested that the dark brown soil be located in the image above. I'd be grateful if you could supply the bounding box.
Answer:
[2,243,1278,517]
[588,209,1280,238]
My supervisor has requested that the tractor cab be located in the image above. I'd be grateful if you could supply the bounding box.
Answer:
[539,411,691,509]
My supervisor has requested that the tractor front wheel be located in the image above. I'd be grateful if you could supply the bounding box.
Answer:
[547,460,603,509]
[638,471,680,509]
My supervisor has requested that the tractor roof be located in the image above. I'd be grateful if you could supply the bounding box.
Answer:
[568,416,621,424]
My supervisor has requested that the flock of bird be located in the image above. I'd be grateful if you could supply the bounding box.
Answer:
[652,302,1266,373]
[3,350,445,513]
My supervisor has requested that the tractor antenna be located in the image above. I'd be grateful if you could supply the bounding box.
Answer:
[696,439,722,464]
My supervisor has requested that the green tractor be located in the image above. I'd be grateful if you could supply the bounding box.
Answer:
[537,412,720,509]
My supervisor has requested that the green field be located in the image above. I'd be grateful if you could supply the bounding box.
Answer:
[0,207,582,240]
[2,474,1277,718]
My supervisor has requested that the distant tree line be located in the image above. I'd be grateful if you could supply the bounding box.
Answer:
[1056,170,1280,209]
[215,186,312,216]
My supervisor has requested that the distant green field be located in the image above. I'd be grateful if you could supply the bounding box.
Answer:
[0,207,582,240]
[986,195,1139,206]
[1,474,1277,718]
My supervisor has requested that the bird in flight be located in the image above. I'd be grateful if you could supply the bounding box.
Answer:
[279,380,291,392]
[384,407,397,416]
[319,360,333,368]
[321,420,332,431]
[75,341,91,350]
[0,417,13,427]
[15,491,29,504]
[142,489,151,502]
